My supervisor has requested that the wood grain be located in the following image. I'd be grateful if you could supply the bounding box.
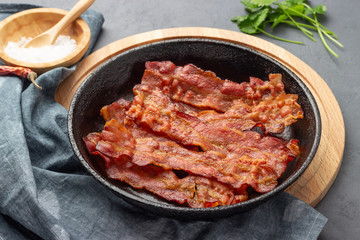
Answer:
[55,27,345,207]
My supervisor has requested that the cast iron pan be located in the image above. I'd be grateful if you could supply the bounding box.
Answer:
[68,38,321,220]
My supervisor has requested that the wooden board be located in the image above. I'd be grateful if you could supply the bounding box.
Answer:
[55,27,345,207]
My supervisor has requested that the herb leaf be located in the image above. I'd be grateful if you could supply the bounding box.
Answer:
[271,14,288,28]
[231,0,343,57]
[231,15,248,23]
[313,4,327,14]
[287,0,306,4]
[250,0,275,7]
[241,0,259,9]
[236,8,269,34]
[250,8,270,27]
[241,0,264,13]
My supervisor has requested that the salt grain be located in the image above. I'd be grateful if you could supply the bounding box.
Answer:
[4,35,77,63]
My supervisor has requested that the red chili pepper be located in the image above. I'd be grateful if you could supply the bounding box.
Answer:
[0,66,42,89]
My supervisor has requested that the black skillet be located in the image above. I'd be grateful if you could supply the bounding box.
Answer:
[68,38,321,220]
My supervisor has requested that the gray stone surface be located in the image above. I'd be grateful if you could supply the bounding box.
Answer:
[1,0,358,239]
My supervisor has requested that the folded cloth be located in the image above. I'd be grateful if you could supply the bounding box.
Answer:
[0,4,327,240]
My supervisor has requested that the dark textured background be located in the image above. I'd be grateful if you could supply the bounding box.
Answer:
[1,0,358,239]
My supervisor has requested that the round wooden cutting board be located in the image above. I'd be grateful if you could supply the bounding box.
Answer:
[55,27,345,207]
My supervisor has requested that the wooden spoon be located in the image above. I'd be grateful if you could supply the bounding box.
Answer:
[24,0,94,48]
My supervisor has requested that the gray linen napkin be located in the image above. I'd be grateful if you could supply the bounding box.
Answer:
[0,4,327,240]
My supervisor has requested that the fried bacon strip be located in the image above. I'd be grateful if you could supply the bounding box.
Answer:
[100,98,132,123]
[83,123,248,208]
[197,93,303,133]
[91,118,279,192]
[142,61,303,133]
[126,84,299,161]
[104,91,298,192]
[142,61,284,110]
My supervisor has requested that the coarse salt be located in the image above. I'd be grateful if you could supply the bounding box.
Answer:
[4,35,77,63]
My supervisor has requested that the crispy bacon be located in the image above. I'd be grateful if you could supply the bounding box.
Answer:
[126,84,299,162]
[100,98,132,123]
[142,61,285,111]
[83,122,248,207]
[83,62,303,208]
[102,88,298,192]
[142,61,303,133]
[107,158,248,208]
[92,119,279,192]
[197,93,303,133]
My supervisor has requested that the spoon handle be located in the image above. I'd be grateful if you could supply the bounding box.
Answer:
[49,0,95,44]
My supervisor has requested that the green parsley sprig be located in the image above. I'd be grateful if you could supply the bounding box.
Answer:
[231,0,343,57]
